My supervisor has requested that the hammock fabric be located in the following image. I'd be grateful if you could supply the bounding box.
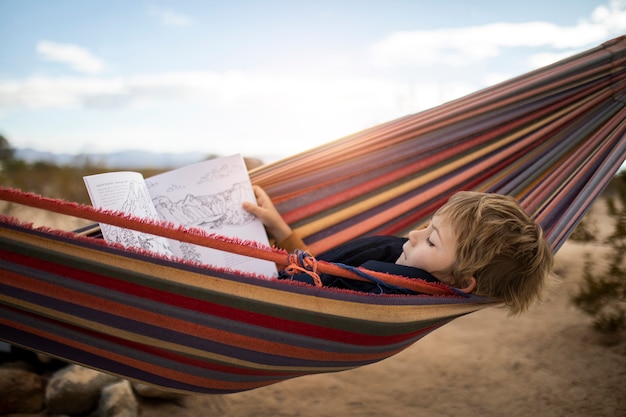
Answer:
[1,36,625,395]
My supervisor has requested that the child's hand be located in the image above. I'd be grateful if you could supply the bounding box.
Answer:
[243,186,293,242]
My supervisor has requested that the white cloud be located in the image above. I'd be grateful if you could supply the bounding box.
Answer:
[149,7,193,27]
[0,70,422,157]
[527,50,584,69]
[36,40,106,74]
[370,0,626,68]
[592,0,626,32]
[481,72,514,87]
[0,71,400,110]
[0,76,125,109]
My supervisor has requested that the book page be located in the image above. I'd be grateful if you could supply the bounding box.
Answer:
[83,171,175,257]
[144,154,278,278]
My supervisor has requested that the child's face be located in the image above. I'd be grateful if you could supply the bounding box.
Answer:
[395,214,457,285]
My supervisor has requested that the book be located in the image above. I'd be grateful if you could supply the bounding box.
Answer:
[83,154,278,278]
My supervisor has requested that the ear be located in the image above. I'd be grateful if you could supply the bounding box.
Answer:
[456,276,476,293]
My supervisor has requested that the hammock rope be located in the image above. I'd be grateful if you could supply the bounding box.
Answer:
[0,36,625,395]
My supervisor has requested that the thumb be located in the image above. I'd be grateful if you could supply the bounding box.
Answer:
[242,200,258,214]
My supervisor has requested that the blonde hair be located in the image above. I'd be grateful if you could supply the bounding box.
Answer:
[435,191,554,315]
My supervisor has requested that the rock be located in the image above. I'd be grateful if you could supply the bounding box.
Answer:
[45,364,121,415]
[0,359,37,373]
[95,380,138,417]
[1,345,67,376]
[0,368,45,414]
[36,352,55,364]
[132,381,188,400]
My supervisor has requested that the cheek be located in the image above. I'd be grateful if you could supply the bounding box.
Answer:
[439,253,457,273]
[405,249,430,269]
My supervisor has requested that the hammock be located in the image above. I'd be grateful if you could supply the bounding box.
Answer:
[1,36,625,395]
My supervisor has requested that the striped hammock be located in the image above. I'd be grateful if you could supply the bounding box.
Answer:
[1,36,625,395]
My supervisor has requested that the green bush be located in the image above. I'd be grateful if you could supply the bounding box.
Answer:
[569,218,596,242]
[571,171,626,333]
[573,254,625,332]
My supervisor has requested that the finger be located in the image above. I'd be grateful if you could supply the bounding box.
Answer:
[242,201,258,213]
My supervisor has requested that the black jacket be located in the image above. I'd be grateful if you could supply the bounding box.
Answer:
[280,236,441,294]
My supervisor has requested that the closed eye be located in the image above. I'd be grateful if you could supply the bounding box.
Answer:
[426,236,435,247]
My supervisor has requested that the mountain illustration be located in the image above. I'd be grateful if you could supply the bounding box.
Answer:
[152,182,255,230]
[120,181,154,218]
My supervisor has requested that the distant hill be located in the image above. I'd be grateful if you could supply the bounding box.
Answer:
[15,148,210,169]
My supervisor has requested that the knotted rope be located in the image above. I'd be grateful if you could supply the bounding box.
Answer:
[283,250,322,287]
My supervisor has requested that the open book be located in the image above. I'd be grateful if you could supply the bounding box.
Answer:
[83,154,278,278]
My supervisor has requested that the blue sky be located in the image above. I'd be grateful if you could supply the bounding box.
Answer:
[1,0,625,163]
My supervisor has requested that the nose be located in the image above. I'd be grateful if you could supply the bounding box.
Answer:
[407,229,420,244]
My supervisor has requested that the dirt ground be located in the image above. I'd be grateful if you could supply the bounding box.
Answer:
[3,199,625,417]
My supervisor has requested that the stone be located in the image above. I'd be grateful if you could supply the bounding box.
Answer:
[0,359,36,373]
[45,364,120,415]
[95,380,138,417]
[0,368,45,414]
[36,352,55,364]
[132,381,188,400]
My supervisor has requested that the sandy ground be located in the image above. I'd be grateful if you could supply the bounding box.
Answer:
[3,200,625,417]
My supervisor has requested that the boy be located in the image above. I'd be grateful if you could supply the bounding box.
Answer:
[243,186,554,315]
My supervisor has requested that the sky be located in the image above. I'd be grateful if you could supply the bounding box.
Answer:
[0,0,625,163]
